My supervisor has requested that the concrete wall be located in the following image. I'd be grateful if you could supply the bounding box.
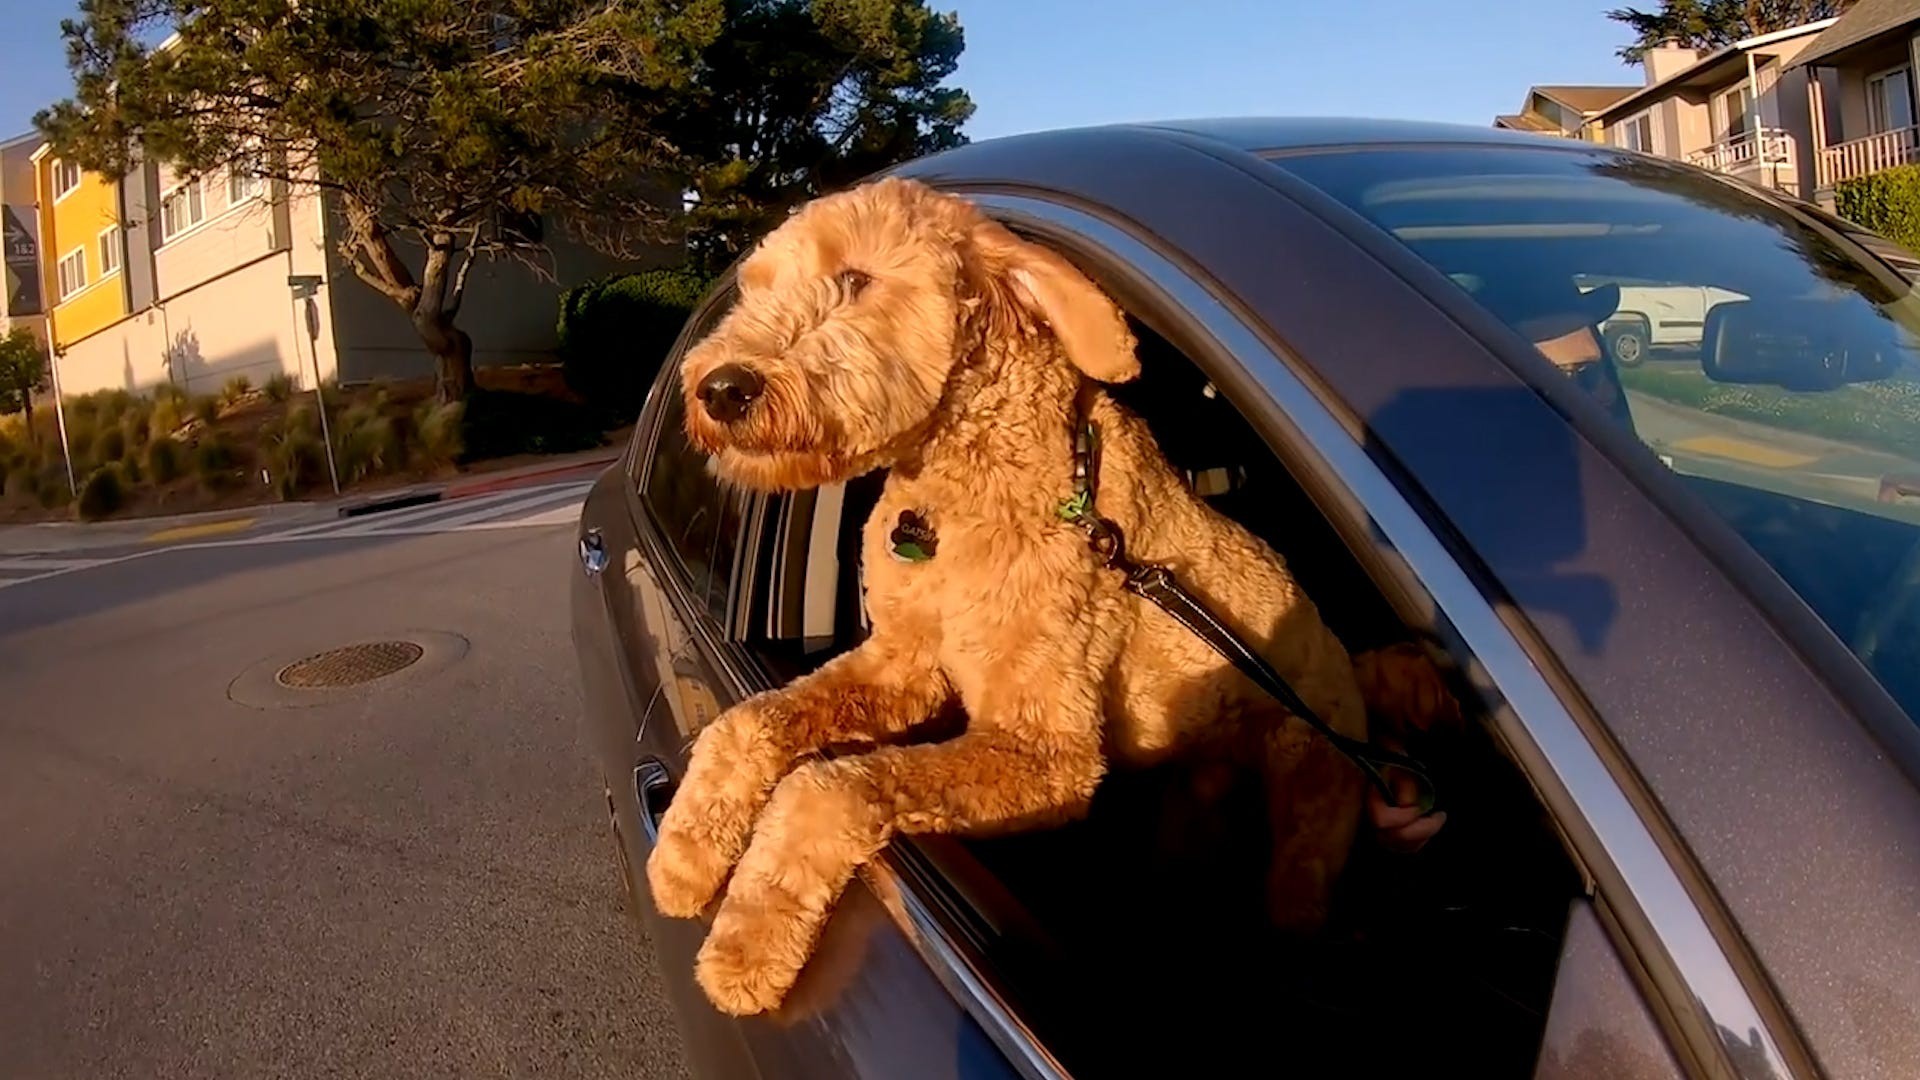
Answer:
[320,194,675,384]
[54,306,166,397]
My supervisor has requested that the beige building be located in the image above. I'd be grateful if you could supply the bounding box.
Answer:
[1790,0,1920,202]
[30,140,661,399]
[1494,85,1638,138]
[1589,20,1837,198]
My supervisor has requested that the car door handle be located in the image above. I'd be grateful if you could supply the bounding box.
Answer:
[634,757,676,845]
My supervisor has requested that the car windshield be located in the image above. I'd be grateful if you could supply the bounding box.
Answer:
[1274,144,1920,725]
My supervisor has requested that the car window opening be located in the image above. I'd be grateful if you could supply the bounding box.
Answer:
[743,305,1585,1077]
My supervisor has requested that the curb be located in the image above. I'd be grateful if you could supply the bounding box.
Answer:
[440,456,617,501]
[336,489,443,518]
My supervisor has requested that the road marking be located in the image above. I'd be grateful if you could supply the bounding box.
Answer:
[1670,434,1819,469]
[0,556,110,571]
[145,517,256,544]
[0,478,588,591]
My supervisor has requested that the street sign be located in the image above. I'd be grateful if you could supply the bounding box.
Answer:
[287,273,322,299]
[303,296,320,339]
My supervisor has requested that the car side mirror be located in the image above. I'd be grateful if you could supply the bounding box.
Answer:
[1701,298,1909,390]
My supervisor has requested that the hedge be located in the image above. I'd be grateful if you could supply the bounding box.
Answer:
[1835,164,1920,252]
[558,266,711,422]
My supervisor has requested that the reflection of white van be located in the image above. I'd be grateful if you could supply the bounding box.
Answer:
[1584,282,1747,366]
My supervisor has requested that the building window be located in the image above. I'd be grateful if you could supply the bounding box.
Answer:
[1867,65,1915,134]
[160,179,207,240]
[56,248,87,299]
[51,158,82,200]
[97,225,122,276]
[1716,82,1754,141]
[1613,109,1657,153]
[226,158,263,206]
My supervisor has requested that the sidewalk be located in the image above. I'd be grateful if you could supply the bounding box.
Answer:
[0,447,619,556]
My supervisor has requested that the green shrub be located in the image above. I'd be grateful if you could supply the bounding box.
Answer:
[263,371,295,403]
[460,389,605,462]
[1836,166,1920,253]
[145,435,184,484]
[3,461,35,503]
[76,464,126,521]
[412,399,465,469]
[120,404,152,451]
[190,394,221,425]
[94,389,136,425]
[35,464,69,509]
[558,266,710,421]
[263,416,325,500]
[95,425,127,466]
[149,394,183,441]
[336,404,401,482]
[220,374,254,408]
[61,422,96,474]
[194,433,238,490]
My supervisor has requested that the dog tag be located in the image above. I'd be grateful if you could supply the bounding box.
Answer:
[889,509,938,562]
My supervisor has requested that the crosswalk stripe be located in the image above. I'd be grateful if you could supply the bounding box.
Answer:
[272,486,543,540]
[0,556,111,571]
[374,482,593,534]
[454,503,582,530]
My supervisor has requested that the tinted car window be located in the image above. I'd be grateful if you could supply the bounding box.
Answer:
[1275,145,1920,724]
[642,296,746,625]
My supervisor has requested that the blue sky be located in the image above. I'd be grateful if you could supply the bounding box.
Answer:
[0,0,1644,144]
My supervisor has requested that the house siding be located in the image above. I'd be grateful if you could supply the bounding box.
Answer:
[318,193,672,384]
[38,157,127,349]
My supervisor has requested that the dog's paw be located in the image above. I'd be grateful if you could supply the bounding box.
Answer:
[646,830,732,918]
[695,911,803,1016]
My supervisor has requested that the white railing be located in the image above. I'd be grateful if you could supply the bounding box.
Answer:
[1818,124,1920,188]
[1688,128,1796,178]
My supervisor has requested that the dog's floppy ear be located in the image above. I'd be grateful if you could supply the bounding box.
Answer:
[969,220,1140,383]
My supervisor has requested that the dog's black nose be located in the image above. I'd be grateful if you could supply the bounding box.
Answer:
[696,364,764,423]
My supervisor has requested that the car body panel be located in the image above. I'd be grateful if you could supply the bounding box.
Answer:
[897,125,1920,1079]
[573,421,1026,1079]
[570,118,1920,1079]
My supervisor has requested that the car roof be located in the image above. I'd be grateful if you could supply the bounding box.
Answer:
[1097,115,1580,154]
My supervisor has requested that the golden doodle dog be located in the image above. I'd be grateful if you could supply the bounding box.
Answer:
[650,176,1436,1016]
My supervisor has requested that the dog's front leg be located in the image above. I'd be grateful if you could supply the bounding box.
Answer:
[693,705,1107,1016]
[647,634,949,918]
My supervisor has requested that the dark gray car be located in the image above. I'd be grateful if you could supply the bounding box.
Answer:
[570,119,1920,1080]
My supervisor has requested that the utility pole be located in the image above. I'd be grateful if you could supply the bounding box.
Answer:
[288,274,341,495]
[48,342,76,496]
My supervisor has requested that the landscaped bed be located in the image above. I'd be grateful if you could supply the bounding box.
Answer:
[0,364,628,523]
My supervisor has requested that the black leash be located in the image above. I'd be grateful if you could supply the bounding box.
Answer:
[1059,391,1437,813]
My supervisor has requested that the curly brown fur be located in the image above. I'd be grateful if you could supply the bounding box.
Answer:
[653,177,1437,1016]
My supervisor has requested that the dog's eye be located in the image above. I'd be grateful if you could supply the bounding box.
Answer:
[836,268,872,300]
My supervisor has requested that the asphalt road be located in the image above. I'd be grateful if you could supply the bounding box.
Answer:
[0,514,690,1078]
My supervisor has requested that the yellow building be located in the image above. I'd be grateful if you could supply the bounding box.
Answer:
[30,145,127,351]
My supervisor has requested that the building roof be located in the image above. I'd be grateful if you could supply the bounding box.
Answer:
[1494,112,1559,132]
[1533,85,1640,113]
[1793,0,1920,67]
[1594,18,1838,122]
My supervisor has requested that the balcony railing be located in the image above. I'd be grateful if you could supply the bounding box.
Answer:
[1688,128,1796,178]
[1818,125,1920,188]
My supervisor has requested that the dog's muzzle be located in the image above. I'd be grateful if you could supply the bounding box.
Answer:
[696,363,765,424]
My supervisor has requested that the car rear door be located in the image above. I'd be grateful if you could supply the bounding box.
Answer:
[584,284,1041,1080]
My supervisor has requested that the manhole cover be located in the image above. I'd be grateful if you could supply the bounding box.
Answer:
[276,641,425,689]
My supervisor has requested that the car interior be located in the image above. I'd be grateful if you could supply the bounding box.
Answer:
[738,297,1589,1076]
